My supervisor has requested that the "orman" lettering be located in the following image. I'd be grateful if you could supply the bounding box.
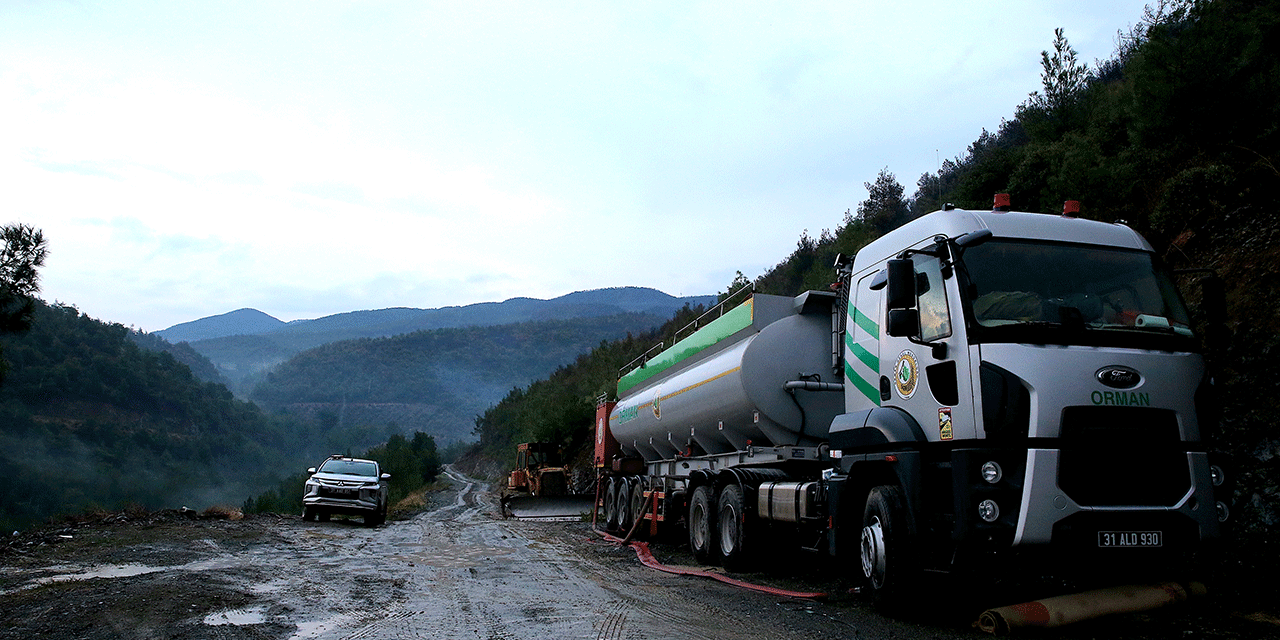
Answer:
[1091,390,1151,407]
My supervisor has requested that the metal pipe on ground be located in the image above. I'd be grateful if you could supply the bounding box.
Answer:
[976,581,1207,635]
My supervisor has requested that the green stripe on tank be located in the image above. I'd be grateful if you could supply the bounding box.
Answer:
[618,298,754,396]
[845,360,881,406]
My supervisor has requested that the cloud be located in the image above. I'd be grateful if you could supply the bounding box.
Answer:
[3,0,1153,331]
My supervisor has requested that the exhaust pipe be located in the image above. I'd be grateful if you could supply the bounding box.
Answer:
[976,581,1207,635]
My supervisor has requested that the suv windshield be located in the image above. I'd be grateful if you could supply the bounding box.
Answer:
[960,240,1194,348]
[318,459,378,477]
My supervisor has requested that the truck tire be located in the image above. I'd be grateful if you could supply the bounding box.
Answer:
[717,483,753,571]
[617,477,635,532]
[605,477,621,530]
[861,485,910,606]
[629,480,649,538]
[688,484,718,564]
[303,506,317,521]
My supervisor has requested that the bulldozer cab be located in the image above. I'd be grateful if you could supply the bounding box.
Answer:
[516,442,562,470]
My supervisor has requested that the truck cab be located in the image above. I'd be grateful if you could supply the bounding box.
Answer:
[831,205,1225,593]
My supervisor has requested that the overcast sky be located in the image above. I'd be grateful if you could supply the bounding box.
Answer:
[3,1,1152,332]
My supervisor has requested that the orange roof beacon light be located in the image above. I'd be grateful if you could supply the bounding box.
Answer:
[993,193,1012,212]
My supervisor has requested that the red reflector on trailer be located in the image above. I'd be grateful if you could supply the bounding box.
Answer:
[885,454,898,462]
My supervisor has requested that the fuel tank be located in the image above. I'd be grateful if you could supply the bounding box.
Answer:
[610,293,843,461]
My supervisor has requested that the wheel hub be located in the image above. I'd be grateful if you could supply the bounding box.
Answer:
[719,503,739,555]
[861,515,886,587]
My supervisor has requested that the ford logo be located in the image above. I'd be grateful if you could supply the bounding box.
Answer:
[1096,366,1142,389]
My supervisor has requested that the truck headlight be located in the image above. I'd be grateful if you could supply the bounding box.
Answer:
[978,499,1000,522]
[981,461,1003,484]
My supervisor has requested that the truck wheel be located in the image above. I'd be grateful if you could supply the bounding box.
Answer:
[861,485,910,605]
[317,510,330,522]
[629,480,649,538]
[617,477,635,532]
[717,483,753,571]
[605,477,621,530]
[303,506,316,521]
[688,484,718,564]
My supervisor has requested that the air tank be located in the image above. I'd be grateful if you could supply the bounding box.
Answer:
[610,293,844,462]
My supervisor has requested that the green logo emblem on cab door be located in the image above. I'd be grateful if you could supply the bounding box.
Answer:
[894,350,918,399]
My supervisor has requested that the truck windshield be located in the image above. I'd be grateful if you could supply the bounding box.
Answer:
[319,459,378,477]
[959,240,1194,348]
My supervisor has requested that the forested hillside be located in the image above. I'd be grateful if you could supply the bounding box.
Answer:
[461,0,1280,557]
[250,311,680,445]
[467,304,707,473]
[0,303,319,531]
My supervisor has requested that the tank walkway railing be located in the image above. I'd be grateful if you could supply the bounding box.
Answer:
[618,284,755,380]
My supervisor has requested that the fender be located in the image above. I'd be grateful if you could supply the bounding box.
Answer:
[828,406,927,452]
[827,407,927,542]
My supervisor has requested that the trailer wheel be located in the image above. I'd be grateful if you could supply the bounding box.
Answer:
[617,477,636,532]
[605,477,621,530]
[861,485,909,604]
[688,484,718,564]
[629,481,650,537]
[717,483,753,571]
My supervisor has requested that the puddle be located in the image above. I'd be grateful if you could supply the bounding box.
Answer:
[36,562,165,585]
[204,605,268,626]
[2,555,246,595]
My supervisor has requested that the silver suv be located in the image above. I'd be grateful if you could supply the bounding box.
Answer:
[302,455,390,526]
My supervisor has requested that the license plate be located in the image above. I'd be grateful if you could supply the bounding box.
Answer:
[324,487,356,496]
[1098,531,1162,547]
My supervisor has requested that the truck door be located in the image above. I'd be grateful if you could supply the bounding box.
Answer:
[882,251,974,442]
[844,270,885,413]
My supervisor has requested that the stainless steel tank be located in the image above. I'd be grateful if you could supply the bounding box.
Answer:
[610,293,843,461]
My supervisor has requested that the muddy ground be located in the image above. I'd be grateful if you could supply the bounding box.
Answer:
[2,468,1277,640]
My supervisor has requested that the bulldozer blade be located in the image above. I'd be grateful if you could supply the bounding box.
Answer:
[503,495,594,521]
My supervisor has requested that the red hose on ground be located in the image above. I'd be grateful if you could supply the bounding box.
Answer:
[593,528,827,600]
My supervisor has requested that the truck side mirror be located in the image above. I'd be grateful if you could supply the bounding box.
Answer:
[887,308,919,337]
[886,259,917,310]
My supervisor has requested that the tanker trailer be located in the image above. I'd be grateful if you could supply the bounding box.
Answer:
[600,289,846,565]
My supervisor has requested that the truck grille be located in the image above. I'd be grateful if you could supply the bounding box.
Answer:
[1058,407,1191,507]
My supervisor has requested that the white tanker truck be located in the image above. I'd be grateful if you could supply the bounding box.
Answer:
[593,198,1229,603]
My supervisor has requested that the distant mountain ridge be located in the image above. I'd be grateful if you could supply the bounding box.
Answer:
[157,287,712,344]
[158,308,287,343]
[156,287,716,395]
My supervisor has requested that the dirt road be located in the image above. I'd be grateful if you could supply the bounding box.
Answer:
[2,467,1276,639]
